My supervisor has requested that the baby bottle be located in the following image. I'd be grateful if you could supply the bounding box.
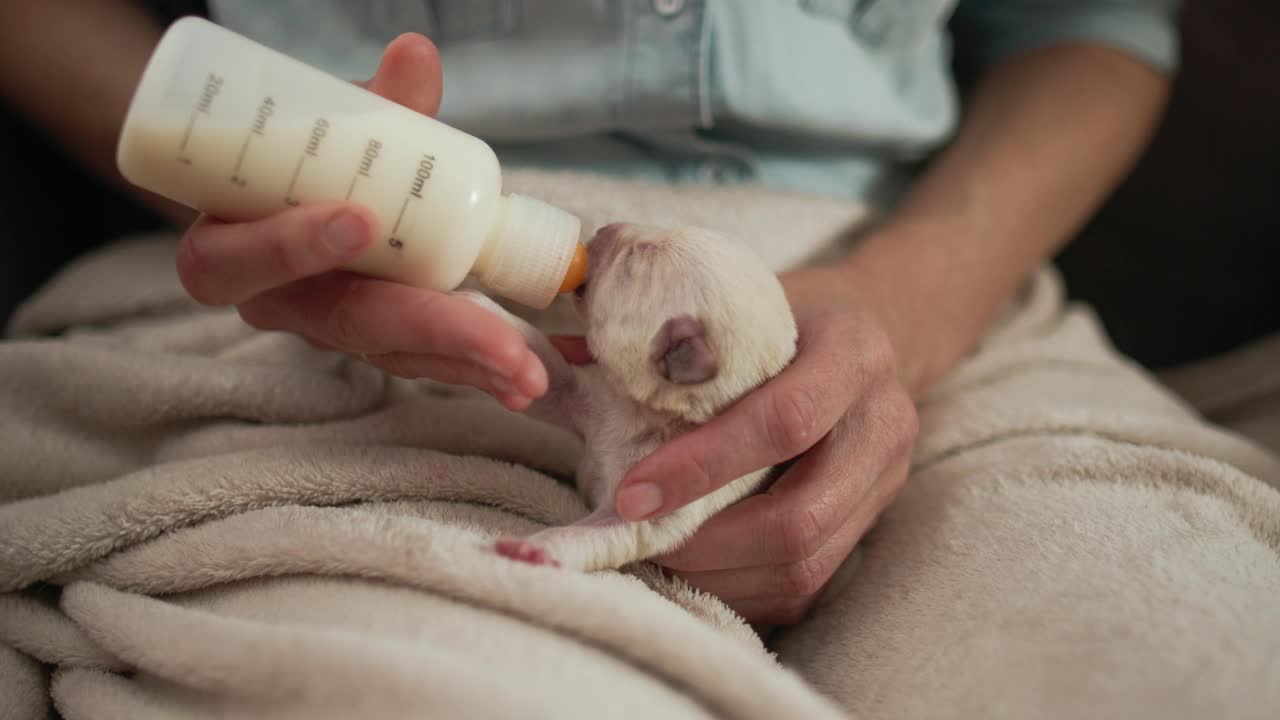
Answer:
[116,17,587,309]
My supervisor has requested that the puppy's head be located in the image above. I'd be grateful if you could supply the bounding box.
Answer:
[577,223,797,422]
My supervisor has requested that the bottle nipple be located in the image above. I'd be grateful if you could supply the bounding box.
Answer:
[559,243,589,293]
[479,193,584,308]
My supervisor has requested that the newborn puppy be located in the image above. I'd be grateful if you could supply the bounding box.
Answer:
[465,222,797,571]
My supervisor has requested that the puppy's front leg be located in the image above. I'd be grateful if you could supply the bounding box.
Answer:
[455,291,584,434]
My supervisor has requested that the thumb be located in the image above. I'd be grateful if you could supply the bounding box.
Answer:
[356,33,442,117]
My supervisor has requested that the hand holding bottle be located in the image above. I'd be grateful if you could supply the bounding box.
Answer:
[173,33,549,409]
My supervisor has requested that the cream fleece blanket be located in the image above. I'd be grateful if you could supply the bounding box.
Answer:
[3,171,1280,720]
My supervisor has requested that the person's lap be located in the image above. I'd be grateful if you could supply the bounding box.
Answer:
[8,167,1278,717]
[769,268,1280,719]
[501,171,1280,716]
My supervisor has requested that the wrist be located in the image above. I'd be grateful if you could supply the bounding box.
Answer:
[831,223,979,398]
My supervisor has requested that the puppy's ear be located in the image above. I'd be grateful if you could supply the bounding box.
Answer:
[652,315,717,384]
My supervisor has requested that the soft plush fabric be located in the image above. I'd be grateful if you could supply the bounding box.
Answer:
[2,170,1278,719]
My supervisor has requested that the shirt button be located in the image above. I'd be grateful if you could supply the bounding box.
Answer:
[653,0,686,18]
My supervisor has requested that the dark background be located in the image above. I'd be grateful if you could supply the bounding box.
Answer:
[2,0,1276,370]
[1055,0,1280,369]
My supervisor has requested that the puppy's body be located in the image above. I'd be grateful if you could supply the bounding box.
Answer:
[467,223,797,571]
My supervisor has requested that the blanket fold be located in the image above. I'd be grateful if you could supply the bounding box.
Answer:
[3,169,1278,719]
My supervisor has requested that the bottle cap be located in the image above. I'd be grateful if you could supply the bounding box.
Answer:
[482,194,584,308]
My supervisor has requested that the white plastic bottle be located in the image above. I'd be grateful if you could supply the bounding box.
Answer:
[116,17,587,309]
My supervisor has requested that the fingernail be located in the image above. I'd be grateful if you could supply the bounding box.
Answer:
[617,483,663,520]
[324,211,369,255]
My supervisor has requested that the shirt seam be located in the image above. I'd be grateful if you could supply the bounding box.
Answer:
[696,0,713,128]
[620,0,637,125]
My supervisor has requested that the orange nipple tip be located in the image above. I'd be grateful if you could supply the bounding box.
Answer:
[558,242,589,293]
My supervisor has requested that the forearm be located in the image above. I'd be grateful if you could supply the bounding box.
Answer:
[0,0,192,224]
[841,44,1171,397]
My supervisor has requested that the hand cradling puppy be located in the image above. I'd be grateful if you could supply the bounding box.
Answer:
[464,222,797,571]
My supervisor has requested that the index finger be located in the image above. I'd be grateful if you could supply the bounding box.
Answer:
[357,32,442,116]
[614,319,871,520]
[239,273,546,394]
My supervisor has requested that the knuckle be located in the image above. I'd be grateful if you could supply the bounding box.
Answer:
[265,228,307,282]
[404,291,456,353]
[777,504,824,562]
[783,556,827,597]
[653,446,720,512]
[682,453,719,502]
[859,325,898,384]
[819,314,895,405]
[325,279,372,350]
[766,385,822,458]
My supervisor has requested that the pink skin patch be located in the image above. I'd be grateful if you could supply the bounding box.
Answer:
[495,538,561,567]
[547,335,594,365]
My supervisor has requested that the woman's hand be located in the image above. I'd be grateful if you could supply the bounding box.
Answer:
[175,34,547,410]
[610,42,1172,626]
[613,264,919,625]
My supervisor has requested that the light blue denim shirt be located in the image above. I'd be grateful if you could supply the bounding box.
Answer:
[208,1,1180,205]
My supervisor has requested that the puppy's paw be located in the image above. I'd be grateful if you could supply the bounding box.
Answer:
[495,538,561,567]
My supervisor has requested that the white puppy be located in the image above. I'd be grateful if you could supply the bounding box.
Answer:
[465,222,797,571]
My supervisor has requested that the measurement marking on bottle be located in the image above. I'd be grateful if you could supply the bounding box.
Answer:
[346,138,383,200]
[388,196,411,251]
[177,111,199,164]
[178,72,223,164]
[284,155,306,206]
[231,96,275,187]
[409,154,435,199]
[386,153,434,250]
[230,131,253,186]
[285,117,328,206]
